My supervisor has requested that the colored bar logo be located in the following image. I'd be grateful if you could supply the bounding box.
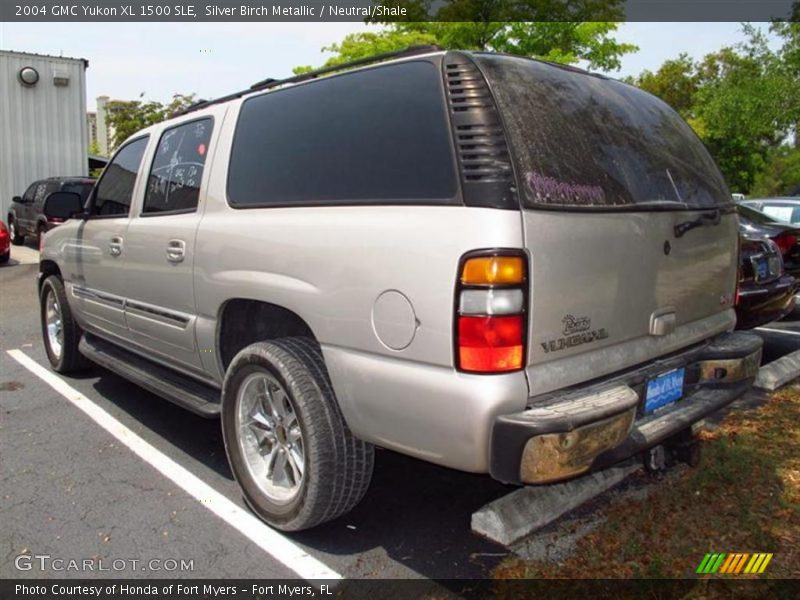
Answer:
[696,553,773,574]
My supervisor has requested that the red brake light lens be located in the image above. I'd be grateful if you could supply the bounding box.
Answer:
[458,313,524,373]
[774,233,797,255]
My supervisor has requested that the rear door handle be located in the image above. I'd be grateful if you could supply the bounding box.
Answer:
[166,239,186,263]
[109,236,123,257]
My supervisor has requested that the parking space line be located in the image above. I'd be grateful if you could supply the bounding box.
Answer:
[755,327,800,337]
[6,349,342,582]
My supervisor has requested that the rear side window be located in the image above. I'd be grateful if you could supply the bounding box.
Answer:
[144,118,213,214]
[476,54,731,210]
[228,61,457,207]
[61,182,95,202]
[92,137,149,217]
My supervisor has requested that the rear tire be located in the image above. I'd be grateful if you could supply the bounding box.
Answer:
[0,250,8,264]
[39,275,89,373]
[9,219,24,245]
[221,337,374,531]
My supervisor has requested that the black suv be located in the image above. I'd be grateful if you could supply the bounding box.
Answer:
[7,176,95,245]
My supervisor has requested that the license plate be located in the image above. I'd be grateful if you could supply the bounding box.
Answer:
[644,368,685,414]
[754,256,769,281]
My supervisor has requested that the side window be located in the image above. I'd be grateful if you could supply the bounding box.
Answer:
[227,61,457,206]
[32,183,48,205]
[91,136,149,217]
[22,183,38,202]
[143,118,213,214]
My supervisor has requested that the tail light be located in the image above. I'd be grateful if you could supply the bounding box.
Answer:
[773,233,797,256]
[455,252,527,373]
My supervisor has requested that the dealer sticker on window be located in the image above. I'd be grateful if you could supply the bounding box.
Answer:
[644,368,685,414]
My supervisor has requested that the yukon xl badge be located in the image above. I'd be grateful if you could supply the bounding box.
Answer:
[541,314,609,354]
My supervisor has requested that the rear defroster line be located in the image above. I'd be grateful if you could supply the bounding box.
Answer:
[6,349,342,582]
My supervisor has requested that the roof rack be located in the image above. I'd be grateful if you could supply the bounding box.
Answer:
[172,44,442,118]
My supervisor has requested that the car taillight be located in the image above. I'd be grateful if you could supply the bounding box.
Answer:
[455,252,527,373]
[773,233,797,256]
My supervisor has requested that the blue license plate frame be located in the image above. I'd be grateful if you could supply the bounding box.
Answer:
[644,368,685,414]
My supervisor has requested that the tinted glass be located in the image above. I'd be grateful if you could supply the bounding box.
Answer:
[228,61,456,206]
[92,137,148,217]
[33,183,48,206]
[144,118,213,214]
[61,181,95,202]
[476,54,731,209]
[22,183,38,202]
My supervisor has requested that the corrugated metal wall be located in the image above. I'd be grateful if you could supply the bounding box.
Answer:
[1,51,88,219]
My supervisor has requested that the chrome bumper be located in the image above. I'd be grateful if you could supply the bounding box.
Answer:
[490,332,763,485]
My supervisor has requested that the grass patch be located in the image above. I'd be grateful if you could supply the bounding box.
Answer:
[494,383,800,580]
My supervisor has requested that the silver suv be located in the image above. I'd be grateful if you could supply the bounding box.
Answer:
[39,47,763,531]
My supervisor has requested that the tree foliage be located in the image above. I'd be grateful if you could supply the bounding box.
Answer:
[105,93,196,151]
[295,2,637,75]
[630,24,800,194]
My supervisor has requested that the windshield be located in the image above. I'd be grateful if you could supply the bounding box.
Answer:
[475,54,731,210]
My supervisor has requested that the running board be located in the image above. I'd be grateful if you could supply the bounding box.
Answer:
[79,334,221,417]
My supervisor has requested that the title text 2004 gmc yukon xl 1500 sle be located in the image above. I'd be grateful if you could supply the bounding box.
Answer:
[38,47,763,531]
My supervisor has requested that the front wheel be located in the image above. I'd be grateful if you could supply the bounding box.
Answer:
[221,337,374,531]
[8,219,24,245]
[39,275,89,373]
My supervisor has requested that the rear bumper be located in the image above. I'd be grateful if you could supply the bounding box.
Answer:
[490,332,763,485]
[735,274,796,330]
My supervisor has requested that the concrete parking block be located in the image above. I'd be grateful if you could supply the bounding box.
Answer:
[754,348,800,391]
[471,460,641,546]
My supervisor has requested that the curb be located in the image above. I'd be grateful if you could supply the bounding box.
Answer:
[471,461,641,546]
[754,348,800,391]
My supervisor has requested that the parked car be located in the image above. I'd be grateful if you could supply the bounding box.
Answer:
[7,176,95,245]
[741,197,800,226]
[736,204,800,278]
[736,235,796,329]
[0,219,10,263]
[38,47,763,531]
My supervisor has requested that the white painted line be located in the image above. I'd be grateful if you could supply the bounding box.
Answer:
[756,327,800,337]
[6,349,341,582]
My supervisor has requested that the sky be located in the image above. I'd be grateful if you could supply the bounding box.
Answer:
[0,22,780,111]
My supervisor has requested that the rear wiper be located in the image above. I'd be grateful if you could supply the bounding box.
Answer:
[674,209,722,238]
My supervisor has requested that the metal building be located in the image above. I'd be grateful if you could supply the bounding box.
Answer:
[1,50,89,219]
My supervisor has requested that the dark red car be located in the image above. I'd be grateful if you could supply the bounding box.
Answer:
[0,219,10,263]
[736,234,796,330]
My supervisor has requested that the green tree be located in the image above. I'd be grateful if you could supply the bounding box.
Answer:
[106,93,196,151]
[626,54,698,118]
[297,2,636,74]
[628,23,800,193]
[751,146,800,196]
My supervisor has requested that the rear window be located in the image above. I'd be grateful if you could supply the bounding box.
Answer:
[227,60,457,207]
[475,54,731,210]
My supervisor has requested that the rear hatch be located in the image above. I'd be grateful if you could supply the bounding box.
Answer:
[475,54,738,396]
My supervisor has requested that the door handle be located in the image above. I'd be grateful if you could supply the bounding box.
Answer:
[166,239,186,263]
[109,236,123,257]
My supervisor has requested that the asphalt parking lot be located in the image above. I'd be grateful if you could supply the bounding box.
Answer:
[1,246,799,582]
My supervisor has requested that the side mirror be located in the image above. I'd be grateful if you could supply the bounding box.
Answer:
[43,192,84,221]
[12,196,22,204]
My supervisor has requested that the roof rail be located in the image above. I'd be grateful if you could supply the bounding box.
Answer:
[172,44,442,118]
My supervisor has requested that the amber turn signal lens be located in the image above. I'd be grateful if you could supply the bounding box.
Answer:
[461,256,525,285]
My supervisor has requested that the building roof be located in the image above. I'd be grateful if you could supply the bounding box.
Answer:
[0,49,88,68]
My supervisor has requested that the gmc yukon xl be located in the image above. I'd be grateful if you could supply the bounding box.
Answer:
[38,47,762,531]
